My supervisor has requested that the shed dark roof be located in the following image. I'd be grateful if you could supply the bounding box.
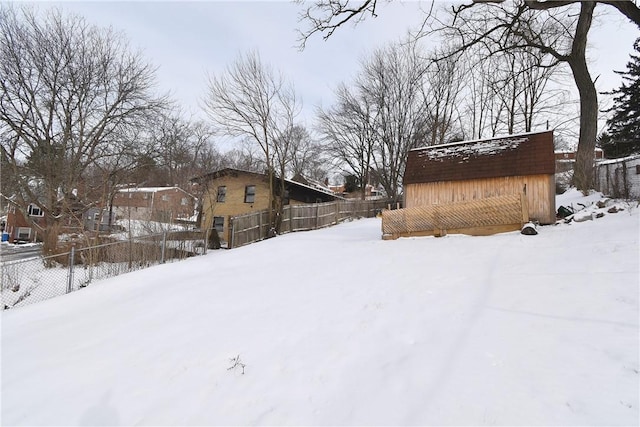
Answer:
[404,130,555,185]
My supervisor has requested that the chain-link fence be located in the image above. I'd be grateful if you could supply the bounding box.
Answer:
[2,201,400,310]
[1,230,205,310]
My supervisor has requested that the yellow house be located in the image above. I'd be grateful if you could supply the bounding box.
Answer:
[192,168,340,240]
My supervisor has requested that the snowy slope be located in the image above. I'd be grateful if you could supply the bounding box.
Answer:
[2,191,638,426]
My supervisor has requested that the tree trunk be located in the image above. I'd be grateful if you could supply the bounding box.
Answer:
[42,218,61,265]
[569,2,597,193]
[571,64,598,193]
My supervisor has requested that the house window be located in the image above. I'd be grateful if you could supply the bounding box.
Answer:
[17,227,31,240]
[244,185,256,203]
[636,165,640,175]
[213,216,224,233]
[143,194,148,199]
[217,186,227,203]
[181,197,188,206]
[27,204,44,217]
[161,195,169,201]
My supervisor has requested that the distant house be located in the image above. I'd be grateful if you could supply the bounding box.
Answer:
[1,198,46,243]
[192,168,342,239]
[555,148,604,173]
[328,183,385,200]
[112,187,197,223]
[83,207,117,232]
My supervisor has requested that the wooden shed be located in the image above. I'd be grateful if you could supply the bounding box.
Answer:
[404,130,556,224]
[382,131,556,239]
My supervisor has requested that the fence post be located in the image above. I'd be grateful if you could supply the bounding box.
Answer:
[315,204,319,229]
[290,205,294,231]
[228,217,234,249]
[67,245,75,294]
[161,232,166,263]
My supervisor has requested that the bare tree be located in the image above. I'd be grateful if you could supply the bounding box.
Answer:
[317,84,377,199]
[318,41,427,200]
[203,50,300,231]
[282,125,327,181]
[143,111,219,189]
[220,144,265,173]
[457,45,568,139]
[298,0,640,191]
[0,5,166,255]
[422,50,465,145]
[362,42,427,200]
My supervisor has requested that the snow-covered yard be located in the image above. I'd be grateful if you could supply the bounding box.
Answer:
[1,190,638,426]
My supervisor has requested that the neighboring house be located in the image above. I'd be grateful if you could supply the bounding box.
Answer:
[83,207,117,232]
[329,184,386,200]
[403,130,556,225]
[112,187,197,223]
[555,148,604,173]
[192,168,342,238]
[1,199,46,243]
[594,154,640,199]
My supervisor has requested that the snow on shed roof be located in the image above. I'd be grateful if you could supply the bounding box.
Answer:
[404,130,555,185]
[414,136,528,163]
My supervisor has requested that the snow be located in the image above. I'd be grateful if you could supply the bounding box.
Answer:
[597,153,640,166]
[415,137,528,162]
[1,190,638,426]
[111,219,191,238]
[117,186,183,193]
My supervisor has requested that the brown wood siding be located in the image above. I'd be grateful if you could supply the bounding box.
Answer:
[404,174,555,224]
[404,131,555,184]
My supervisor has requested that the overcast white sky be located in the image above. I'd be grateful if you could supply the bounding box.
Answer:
[49,1,638,140]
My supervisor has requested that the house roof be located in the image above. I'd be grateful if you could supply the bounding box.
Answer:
[404,130,555,185]
[117,186,195,198]
[192,168,345,200]
[284,178,345,200]
[190,168,267,184]
[596,153,640,165]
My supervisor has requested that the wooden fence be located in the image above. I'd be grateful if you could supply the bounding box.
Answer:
[228,199,394,248]
[381,193,528,240]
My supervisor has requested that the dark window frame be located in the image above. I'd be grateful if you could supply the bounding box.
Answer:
[216,186,227,203]
[213,216,224,232]
[27,204,44,217]
[244,185,256,203]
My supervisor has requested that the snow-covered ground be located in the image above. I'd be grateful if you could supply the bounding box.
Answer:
[2,190,638,426]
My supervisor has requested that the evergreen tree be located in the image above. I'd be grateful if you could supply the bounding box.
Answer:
[604,38,640,158]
